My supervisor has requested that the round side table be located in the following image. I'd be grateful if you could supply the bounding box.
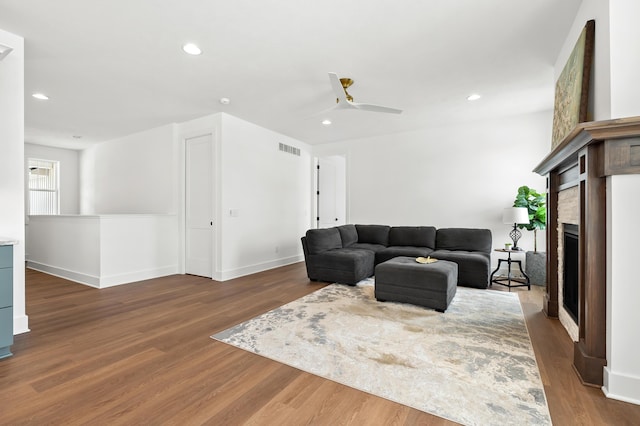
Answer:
[489,249,531,291]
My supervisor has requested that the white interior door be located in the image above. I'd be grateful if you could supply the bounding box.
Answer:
[318,156,346,228]
[186,134,213,278]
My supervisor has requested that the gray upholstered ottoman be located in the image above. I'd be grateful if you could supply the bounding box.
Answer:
[375,256,458,312]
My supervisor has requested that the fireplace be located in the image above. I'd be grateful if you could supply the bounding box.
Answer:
[563,224,579,324]
[533,117,640,387]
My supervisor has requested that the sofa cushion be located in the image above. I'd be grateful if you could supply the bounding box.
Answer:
[305,228,342,255]
[337,224,358,247]
[355,225,390,246]
[435,228,492,253]
[376,246,434,264]
[350,243,387,253]
[306,248,375,285]
[389,226,436,248]
[430,249,491,289]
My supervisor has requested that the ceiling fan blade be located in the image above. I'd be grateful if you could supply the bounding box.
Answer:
[328,72,348,102]
[352,102,403,114]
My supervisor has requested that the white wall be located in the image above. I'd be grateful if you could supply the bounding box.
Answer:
[554,0,611,121]
[24,143,80,214]
[609,0,640,118]
[603,0,640,405]
[606,175,640,404]
[0,28,28,334]
[75,112,311,282]
[314,111,549,266]
[80,123,179,214]
[218,113,312,279]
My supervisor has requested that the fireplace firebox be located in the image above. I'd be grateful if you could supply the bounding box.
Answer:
[563,224,579,324]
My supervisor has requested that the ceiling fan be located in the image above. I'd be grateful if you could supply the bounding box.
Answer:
[327,72,402,114]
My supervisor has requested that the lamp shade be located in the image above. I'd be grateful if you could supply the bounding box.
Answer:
[503,207,529,224]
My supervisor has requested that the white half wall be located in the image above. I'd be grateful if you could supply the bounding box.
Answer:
[313,111,549,268]
[26,215,178,288]
[0,28,28,334]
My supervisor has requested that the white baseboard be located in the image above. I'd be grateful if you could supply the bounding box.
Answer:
[27,261,178,288]
[216,255,303,281]
[603,367,640,405]
[13,314,30,335]
[27,261,100,287]
[99,265,178,288]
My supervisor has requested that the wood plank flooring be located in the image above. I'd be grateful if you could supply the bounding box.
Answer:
[1,264,639,425]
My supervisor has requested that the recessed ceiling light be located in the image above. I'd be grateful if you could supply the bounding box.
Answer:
[182,43,202,55]
[219,97,230,105]
[32,93,49,100]
[72,135,82,139]
[467,94,481,101]
[322,119,332,126]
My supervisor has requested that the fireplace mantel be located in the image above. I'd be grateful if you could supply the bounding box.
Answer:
[535,116,640,175]
[534,115,640,387]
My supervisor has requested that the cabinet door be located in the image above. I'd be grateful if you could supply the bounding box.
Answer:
[0,307,12,357]
[0,246,11,268]
[0,269,12,308]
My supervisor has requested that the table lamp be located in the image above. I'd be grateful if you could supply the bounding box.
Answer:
[502,207,530,251]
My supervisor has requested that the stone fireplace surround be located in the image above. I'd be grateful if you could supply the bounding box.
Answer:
[557,188,579,341]
[534,116,640,387]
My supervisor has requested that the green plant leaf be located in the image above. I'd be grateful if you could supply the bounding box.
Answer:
[512,186,547,243]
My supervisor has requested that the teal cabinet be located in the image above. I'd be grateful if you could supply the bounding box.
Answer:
[0,245,13,359]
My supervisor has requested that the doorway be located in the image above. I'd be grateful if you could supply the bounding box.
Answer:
[185,134,214,278]
[316,155,347,229]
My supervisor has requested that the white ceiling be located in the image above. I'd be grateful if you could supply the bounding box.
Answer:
[0,0,582,150]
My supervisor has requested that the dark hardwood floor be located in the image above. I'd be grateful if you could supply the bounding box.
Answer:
[1,264,639,425]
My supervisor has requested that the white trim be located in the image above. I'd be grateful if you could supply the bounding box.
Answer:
[603,367,640,405]
[99,265,178,288]
[26,261,100,287]
[27,261,178,289]
[217,256,304,281]
[13,314,29,335]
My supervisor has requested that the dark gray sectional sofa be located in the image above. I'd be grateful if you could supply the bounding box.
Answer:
[301,224,492,288]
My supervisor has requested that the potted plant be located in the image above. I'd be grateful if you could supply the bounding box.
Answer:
[513,186,546,252]
[513,186,547,285]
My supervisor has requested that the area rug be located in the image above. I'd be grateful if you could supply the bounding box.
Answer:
[212,279,551,425]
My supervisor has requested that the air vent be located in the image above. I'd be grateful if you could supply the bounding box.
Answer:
[279,142,300,157]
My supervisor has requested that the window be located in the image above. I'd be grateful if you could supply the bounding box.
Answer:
[28,158,60,215]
